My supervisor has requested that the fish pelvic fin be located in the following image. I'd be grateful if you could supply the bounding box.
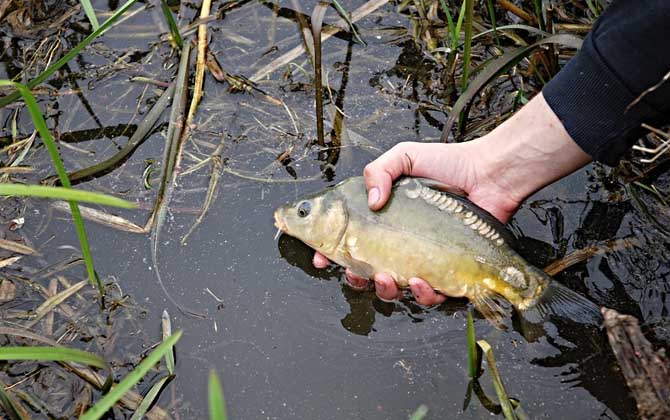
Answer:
[520,281,601,325]
[471,289,511,329]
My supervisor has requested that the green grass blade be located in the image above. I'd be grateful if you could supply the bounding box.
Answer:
[128,375,171,420]
[477,340,518,420]
[485,0,498,44]
[585,0,600,17]
[0,80,102,293]
[0,346,106,369]
[160,0,183,49]
[440,33,583,141]
[451,0,467,52]
[208,370,228,420]
[331,0,366,45]
[0,184,135,208]
[460,0,474,91]
[408,404,428,420]
[533,0,545,31]
[0,0,138,108]
[439,0,456,46]
[81,331,182,420]
[466,308,480,378]
[80,0,101,30]
[0,380,27,420]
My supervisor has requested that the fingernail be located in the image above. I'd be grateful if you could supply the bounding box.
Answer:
[368,187,380,207]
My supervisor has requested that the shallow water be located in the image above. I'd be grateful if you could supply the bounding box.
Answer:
[1,1,669,418]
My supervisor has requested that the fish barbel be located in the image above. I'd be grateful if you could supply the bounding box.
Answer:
[274,176,599,325]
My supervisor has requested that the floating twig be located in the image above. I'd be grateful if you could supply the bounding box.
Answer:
[0,238,38,256]
[45,83,175,185]
[149,43,207,320]
[543,237,640,276]
[51,201,146,234]
[181,137,225,244]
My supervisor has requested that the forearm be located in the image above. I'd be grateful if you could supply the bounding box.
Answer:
[472,92,591,205]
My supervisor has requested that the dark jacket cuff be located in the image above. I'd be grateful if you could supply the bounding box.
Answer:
[543,34,663,166]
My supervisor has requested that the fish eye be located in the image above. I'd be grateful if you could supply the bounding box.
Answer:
[297,201,311,218]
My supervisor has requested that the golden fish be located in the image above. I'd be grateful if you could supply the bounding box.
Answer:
[274,176,599,325]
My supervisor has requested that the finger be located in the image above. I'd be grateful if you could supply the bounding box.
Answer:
[374,272,402,302]
[363,143,416,210]
[313,252,330,268]
[409,277,447,306]
[344,269,370,290]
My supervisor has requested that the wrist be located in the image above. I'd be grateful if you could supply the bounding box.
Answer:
[475,92,592,204]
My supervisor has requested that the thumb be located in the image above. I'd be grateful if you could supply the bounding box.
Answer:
[363,143,416,211]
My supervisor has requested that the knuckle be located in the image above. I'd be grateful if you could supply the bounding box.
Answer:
[363,164,375,178]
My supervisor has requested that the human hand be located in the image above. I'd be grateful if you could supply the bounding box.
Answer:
[315,93,592,305]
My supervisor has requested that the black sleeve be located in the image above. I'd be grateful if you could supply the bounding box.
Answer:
[542,0,670,166]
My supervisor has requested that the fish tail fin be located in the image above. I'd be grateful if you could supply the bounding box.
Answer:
[520,281,601,325]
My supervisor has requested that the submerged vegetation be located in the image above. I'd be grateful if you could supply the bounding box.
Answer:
[0,0,668,418]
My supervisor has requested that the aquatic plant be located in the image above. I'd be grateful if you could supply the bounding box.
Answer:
[0,331,181,419]
[0,0,139,108]
[0,81,127,294]
[465,310,527,420]
[79,0,100,30]
[160,0,183,49]
[208,370,229,420]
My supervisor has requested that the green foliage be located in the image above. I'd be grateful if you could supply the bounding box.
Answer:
[0,184,135,208]
[485,0,498,44]
[208,370,228,420]
[477,340,517,420]
[441,34,583,140]
[79,0,101,30]
[80,331,182,420]
[461,0,474,91]
[0,0,139,108]
[0,346,107,368]
[439,0,456,46]
[409,404,429,420]
[466,308,480,378]
[332,0,366,45]
[0,80,105,293]
[160,0,183,48]
[128,376,171,420]
[0,380,27,420]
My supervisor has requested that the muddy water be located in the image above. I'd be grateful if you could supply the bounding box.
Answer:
[2,1,669,419]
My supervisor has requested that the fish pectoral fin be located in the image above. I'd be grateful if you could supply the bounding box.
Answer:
[342,250,375,279]
[471,290,510,329]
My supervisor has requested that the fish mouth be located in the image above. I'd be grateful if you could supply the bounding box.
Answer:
[273,209,287,234]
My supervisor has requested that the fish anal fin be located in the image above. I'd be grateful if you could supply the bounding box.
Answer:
[471,289,510,329]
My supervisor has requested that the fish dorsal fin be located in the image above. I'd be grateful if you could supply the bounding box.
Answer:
[414,177,468,197]
[471,288,511,329]
[395,177,467,197]
[397,177,512,247]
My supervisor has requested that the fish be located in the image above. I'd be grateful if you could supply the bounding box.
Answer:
[274,176,600,325]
